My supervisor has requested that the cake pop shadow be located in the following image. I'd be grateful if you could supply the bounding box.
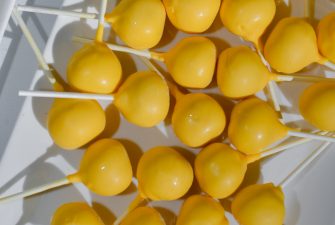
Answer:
[154,207,177,225]
[92,202,116,225]
[154,18,178,49]
[206,12,224,34]
[236,160,262,193]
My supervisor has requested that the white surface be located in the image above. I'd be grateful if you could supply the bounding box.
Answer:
[0,0,16,43]
[0,0,334,225]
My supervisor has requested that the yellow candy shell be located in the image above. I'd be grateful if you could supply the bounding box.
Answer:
[195,143,247,199]
[106,0,166,49]
[67,43,122,94]
[217,46,270,98]
[47,99,106,150]
[232,183,285,225]
[176,195,229,225]
[121,207,165,225]
[72,139,133,196]
[317,12,335,63]
[114,71,170,127]
[299,81,335,131]
[137,146,193,201]
[172,93,226,147]
[51,202,105,225]
[163,0,221,33]
[165,36,217,88]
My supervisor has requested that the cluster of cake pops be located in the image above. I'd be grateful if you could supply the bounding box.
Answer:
[2,0,335,224]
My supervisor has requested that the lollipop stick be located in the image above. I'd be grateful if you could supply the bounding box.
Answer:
[0,177,70,204]
[16,5,97,19]
[275,74,334,82]
[11,8,55,84]
[323,61,335,71]
[113,194,146,225]
[95,0,108,42]
[288,130,335,143]
[19,90,114,101]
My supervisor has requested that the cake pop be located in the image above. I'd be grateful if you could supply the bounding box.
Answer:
[120,207,166,225]
[317,12,335,64]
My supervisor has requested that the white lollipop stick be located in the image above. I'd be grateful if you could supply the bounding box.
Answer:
[19,90,114,101]
[275,74,334,82]
[11,8,55,84]
[323,61,335,71]
[16,5,97,19]
[287,130,335,143]
[95,0,107,42]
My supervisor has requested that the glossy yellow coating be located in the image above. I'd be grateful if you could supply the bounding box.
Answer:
[195,143,248,199]
[163,0,221,33]
[105,0,166,49]
[220,0,276,46]
[232,183,285,225]
[172,93,226,147]
[317,12,335,63]
[67,42,122,94]
[217,46,271,98]
[47,99,106,150]
[121,207,165,225]
[299,82,335,131]
[228,98,288,154]
[176,195,229,225]
[137,146,193,201]
[264,17,321,73]
[69,139,133,196]
[51,202,105,225]
[114,71,170,127]
[165,36,217,88]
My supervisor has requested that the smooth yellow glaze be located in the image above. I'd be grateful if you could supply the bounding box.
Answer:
[68,139,133,196]
[163,0,221,33]
[172,93,226,147]
[121,207,165,225]
[137,146,193,201]
[299,81,335,131]
[105,0,166,49]
[67,42,122,94]
[176,195,229,225]
[317,12,335,63]
[195,143,248,199]
[47,99,106,150]
[114,71,170,127]
[232,183,285,225]
[217,46,271,98]
[51,202,105,225]
[228,98,288,154]
[264,17,321,73]
[165,36,217,88]
[220,0,276,46]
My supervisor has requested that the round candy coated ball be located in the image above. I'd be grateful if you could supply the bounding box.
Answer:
[299,82,335,131]
[165,36,217,88]
[163,0,221,33]
[47,99,106,150]
[176,195,229,225]
[114,71,170,127]
[70,139,133,196]
[317,12,335,63]
[105,0,166,49]
[51,202,105,225]
[121,207,165,225]
[172,93,226,147]
[232,183,285,225]
[220,0,276,46]
[67,43,122,94]
[228,97,288,154]
[137,146,193,201]
[217,46,271,98]
[195,143,247,199]
[264,17,320,73]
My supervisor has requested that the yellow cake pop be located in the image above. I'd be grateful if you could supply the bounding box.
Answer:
[172,93,226,148]
[47,98,106,150]
[120,207,165,225]
[299,81,335,131]
[114,71,170,127]
[220,0,276,48]
[176,195,229,225]
[317,12,335,63]
[264,17,323,73]
[163,0,221,33]
[51,202,105,225]
[232,183,285,225]
[137,146,193,201]
[105,0,166,49]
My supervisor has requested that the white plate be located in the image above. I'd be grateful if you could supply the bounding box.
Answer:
[0,0,335,225]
